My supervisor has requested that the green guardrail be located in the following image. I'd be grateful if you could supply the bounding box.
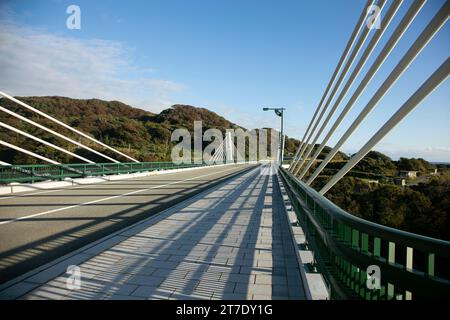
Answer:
[0,161,230,184]
[278,166,450,300]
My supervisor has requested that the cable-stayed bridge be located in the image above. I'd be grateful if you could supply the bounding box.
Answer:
[0,0,449,300]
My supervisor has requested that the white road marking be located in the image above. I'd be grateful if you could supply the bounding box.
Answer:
[0,166,248,226]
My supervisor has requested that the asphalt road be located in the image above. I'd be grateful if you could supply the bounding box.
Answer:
[0,164,257,284]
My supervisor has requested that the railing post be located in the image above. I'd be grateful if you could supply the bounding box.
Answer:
[405,246,413,300]
[352,229,359,249]
[279,167,450,301]
[405,247,413,271]
[31,166,35,184]
[373,237,381,258]
[427,253,435,277]
[361,233,369,253]
[387,242,396,300]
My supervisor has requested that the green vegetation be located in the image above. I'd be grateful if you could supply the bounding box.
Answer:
[311,153,450,241]
[0,97,241,163]
[0,96,448,241]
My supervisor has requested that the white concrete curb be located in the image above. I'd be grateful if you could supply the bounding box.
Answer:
[276,169,330,300]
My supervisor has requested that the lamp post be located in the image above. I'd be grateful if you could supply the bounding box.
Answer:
[262,107,286,164]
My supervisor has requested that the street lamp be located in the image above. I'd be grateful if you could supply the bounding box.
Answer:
[262,107,286,164]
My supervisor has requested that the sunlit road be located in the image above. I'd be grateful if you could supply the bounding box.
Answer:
[0,164,256,284]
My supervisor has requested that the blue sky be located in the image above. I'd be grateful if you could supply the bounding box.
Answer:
[0,0,449,161]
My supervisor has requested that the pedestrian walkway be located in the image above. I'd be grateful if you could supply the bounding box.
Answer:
[2,164,306,300]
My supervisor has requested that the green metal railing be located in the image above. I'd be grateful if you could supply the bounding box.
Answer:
[279,166,450,300]
[0,161,226,184]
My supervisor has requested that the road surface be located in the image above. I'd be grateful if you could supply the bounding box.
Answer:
[0,163,305,300]
[0,164,256,284]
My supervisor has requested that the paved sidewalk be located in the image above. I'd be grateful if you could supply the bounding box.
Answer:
[2,164,306,300]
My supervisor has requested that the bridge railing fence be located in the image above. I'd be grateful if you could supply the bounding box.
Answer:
[279,166,450,300]
[0,161,228,184]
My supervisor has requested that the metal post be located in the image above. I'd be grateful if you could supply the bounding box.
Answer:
[280,110,284,164]
[263,107,286,165]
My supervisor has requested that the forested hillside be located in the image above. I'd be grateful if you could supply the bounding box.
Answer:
[310,152,450,241]
[0,96,448,240]
[0,97,242,163]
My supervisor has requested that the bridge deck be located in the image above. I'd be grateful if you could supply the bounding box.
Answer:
[0,164,253,283]
[2,165,305,300]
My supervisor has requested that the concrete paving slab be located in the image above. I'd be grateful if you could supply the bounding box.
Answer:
[1,164,306,300]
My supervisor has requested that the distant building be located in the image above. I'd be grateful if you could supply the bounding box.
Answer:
[430,168,438,175]
[398,170,418,179]
[394,178,406,186]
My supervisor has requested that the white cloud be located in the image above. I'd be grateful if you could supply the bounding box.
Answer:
[0,21,184,112]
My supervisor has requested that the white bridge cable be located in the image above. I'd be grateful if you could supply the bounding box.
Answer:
[321,57,450,194]
[296,0,404,179]
[224,131,234,162]
[0,91,139,163]
[305,0,426,184]
[217,144,224,162]
[209,132,240,163]
[215,144,224,162]
[292,0,388,176]
[289,0,376,172]
[0,106,120,163]
[307,0,449,185]
[0,139,60,164]
[0,121,95,164]
[210,141,224,162]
